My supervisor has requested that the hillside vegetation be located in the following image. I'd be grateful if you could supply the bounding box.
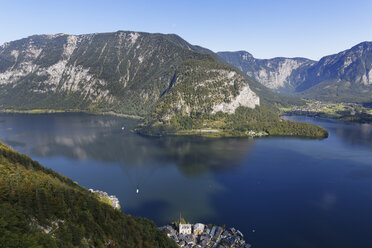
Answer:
[0,142,177,248]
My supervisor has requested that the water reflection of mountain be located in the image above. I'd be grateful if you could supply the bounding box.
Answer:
[0,114,255,175]
[32,133,255,175]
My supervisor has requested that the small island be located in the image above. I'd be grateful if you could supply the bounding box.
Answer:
[159,222,251,248]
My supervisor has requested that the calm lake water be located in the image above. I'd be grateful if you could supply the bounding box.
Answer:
[1,113,372,248]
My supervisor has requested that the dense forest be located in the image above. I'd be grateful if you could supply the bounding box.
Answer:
[0,142,177,248]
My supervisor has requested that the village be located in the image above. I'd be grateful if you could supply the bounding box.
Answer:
[281,101,364,117]
[159,222,251,248]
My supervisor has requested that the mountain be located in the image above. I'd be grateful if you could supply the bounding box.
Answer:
[217,51,315,92]
[218,42,372,102]
[0,141,177,248]
[0,31,217,116]
[296,42,372,101]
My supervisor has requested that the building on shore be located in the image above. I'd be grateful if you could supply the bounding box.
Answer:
[179,223,192,235]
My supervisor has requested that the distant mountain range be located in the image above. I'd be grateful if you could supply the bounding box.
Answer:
[218,41,372,102]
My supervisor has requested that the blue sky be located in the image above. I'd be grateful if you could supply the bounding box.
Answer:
[1,0,371,60]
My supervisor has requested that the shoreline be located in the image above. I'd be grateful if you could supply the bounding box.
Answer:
[136,129,268,138]
[0,108,144,120]
[281,110,372,124]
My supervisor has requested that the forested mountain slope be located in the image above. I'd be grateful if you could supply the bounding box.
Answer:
[0,141,177,248]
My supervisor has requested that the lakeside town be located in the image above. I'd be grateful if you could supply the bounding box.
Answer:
[159,222,252,248]
[280,100,372,123]
[86,188,251,247]
[281,100,372,118]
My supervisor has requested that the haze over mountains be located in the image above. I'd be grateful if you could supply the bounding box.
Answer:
[218,41,372,102]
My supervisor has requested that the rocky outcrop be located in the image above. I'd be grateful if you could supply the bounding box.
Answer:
[211,84,259,114]
[89,189,120,209]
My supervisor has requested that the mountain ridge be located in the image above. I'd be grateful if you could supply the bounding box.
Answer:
[0,31,245,116]
[218,41,372,102]
[218,50,315,92]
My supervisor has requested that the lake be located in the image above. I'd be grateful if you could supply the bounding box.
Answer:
[0,113,372,248]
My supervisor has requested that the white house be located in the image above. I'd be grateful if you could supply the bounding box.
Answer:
[179,223,192,235]
[193,223,205,235]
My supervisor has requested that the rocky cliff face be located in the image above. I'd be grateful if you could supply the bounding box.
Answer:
[217,51,315,92]
[0,34,108,100]
[0,31,259,116]
[219,42,372,102]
